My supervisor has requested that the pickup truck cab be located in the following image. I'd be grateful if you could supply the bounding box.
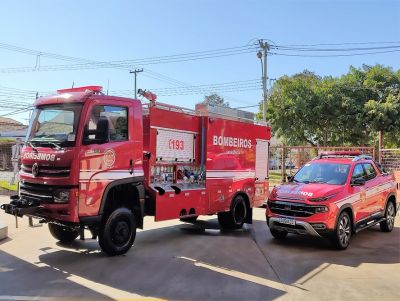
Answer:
[266,151,398,249]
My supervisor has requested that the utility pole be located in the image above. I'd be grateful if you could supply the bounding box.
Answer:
[130,68,143,99]
[257,40,270,122]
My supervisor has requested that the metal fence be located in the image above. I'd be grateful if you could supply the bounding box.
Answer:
[0,141,18,195]
[269,146,375,185]
[0,140,386,195]
[380,149,400,172]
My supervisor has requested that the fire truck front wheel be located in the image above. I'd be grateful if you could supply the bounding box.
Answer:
[98,207,137,256]
[218,195,247,230]
[48,223,79,243]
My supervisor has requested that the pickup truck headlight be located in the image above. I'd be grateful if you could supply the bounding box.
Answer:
[315,206,329,213]
[54,190,70,203]
[309,193,337,202]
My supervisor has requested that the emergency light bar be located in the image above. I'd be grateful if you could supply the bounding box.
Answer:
[317,151,372,161]
[57,86,103,94]
[319,151,362,158]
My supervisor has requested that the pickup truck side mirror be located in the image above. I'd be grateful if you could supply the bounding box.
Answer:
[351,177,366,186]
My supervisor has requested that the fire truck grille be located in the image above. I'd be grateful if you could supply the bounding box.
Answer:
[19,182,55,204]
[21,164,70,177]
[268,200,316,217]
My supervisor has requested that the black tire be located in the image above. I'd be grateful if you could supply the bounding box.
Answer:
[380,201,396,232]
[218,195,247,230]
[98,207,136,256]
[48,223,79,243]
[180,216,198,223]
[270,228,288,240]
[331,211,352,250]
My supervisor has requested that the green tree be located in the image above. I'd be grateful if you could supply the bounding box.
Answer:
[265,65,400,147]
[202,93,230,107]
[267,71,342,146]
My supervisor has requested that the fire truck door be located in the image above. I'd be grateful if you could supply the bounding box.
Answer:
[78,103,135,217]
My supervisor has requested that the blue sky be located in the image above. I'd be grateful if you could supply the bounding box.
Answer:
[0,0,399,124]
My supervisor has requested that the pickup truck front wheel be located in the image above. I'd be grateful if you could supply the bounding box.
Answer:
[270,228,288,240]
[331,211,351,250]
[98,207,136,256]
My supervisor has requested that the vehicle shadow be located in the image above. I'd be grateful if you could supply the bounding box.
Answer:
[1,218,399,301]
[2,219,286,301]
[0,249,112,300]
[252,219,400,284]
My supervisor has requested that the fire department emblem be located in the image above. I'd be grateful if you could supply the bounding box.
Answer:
[32,163,39,177]
[103,149,116,168]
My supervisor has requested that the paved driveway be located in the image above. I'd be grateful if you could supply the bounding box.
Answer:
[0,197,399,301]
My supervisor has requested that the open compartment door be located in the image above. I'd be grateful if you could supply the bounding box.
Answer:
[255,139,269,181]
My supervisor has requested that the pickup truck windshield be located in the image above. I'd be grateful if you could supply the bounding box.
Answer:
[294,162,350,185]
[27,104,83,147]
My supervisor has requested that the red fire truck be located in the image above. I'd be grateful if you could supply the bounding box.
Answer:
[1,86,271,255]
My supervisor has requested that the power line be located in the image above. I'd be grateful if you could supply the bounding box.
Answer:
[274,41,400,47]
[273,45,400,52]
[0,42,259,103]
[270,49,400,57]
[0,42,257,73]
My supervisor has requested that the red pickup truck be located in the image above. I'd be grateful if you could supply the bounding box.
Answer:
[266,152,398,249]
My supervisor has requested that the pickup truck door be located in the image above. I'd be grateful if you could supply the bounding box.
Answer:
[350,164,369,222]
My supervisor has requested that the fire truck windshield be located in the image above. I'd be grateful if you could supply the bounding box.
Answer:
[27,103,83,147]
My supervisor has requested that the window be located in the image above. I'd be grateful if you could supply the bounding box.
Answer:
[352,164,365,180]
[374,161,387,174]
[363,163,377,180]
[28,104,83,147]
[83,105,128,144]
[294,163,350,185]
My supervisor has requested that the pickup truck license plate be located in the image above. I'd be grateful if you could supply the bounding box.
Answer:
[278,217,296,226]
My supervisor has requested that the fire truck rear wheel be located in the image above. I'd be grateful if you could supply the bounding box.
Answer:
[218,195,247,230]
[98,207,136,256]
[48,223,79,243]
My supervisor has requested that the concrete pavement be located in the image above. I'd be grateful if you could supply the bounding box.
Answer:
[0,195,399,301]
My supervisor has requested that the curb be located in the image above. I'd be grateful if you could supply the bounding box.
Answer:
[0,220,8,240]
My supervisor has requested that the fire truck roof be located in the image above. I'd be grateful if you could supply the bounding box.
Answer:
[34,88,140,107]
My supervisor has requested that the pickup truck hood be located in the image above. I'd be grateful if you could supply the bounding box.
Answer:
[273,182,343,200]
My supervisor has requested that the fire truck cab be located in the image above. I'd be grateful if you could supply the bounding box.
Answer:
[1,86,271,255]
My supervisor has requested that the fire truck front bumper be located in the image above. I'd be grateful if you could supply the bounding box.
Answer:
[1,195,40,217]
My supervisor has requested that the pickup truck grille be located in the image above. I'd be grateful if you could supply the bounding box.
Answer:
[19,182,55,204]
[21,164,70,177]
[268,200,316,217]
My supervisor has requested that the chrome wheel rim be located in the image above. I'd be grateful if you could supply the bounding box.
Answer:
[339,215,350,246]
[386,203,395,230]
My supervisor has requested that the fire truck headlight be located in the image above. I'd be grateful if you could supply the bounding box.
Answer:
[54,190,70,203]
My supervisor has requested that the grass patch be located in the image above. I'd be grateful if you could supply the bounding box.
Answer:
[0,180,17,191]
